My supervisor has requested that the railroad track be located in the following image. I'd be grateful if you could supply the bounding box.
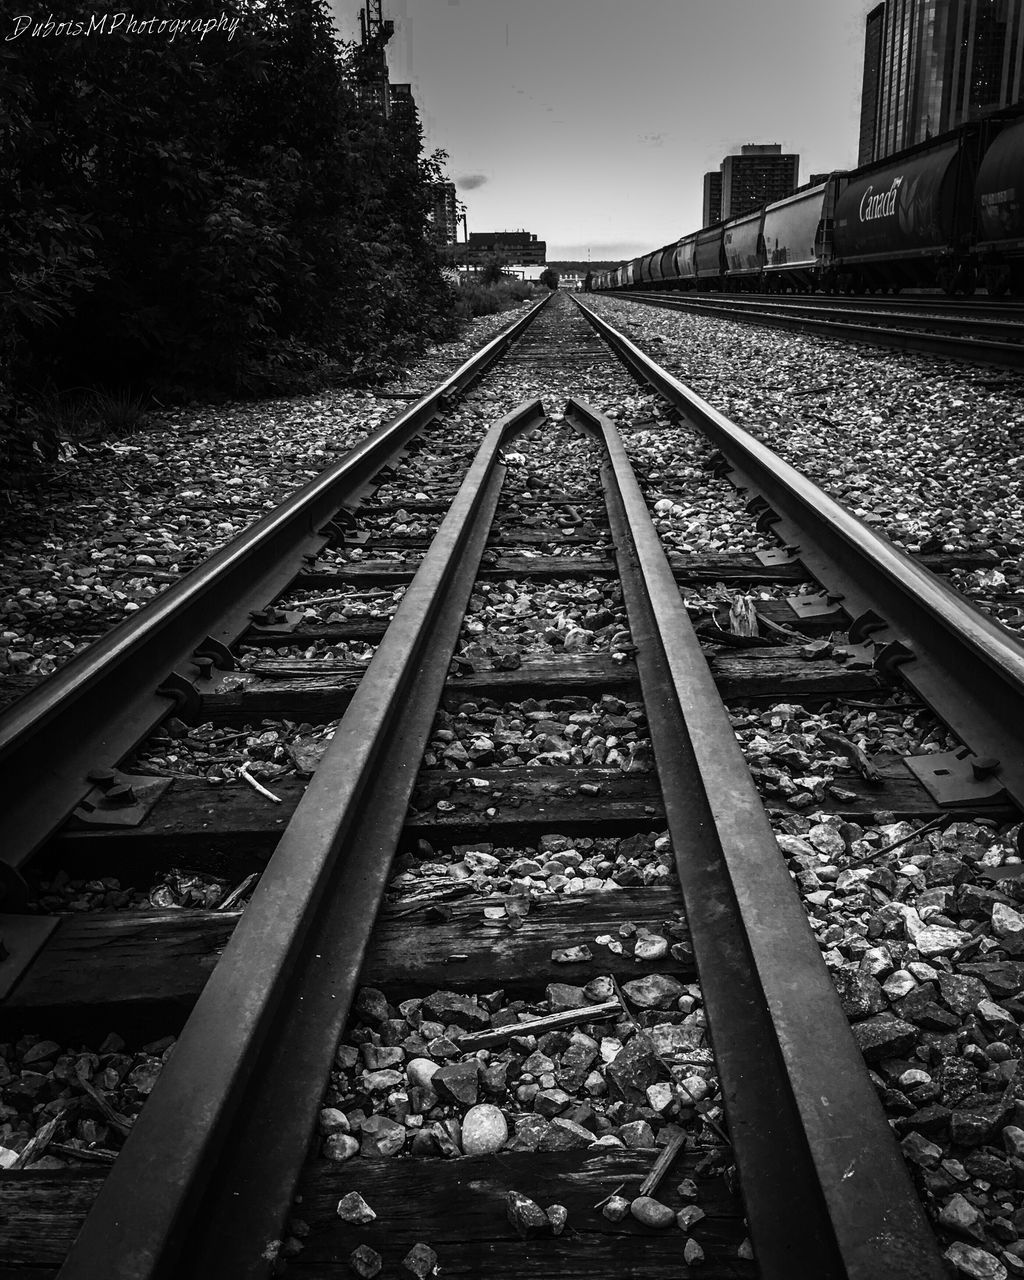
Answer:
[3,292,1024,1278]
[608,290,1024,369]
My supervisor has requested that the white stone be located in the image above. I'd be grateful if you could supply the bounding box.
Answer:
[600,1037,622,1063]
[324,1134,360,1162]
[646,1082,676,1113]
[993,903,1024,938]
[406,1058,441,1092]
[883,970,917,999]
[679,1075,709,1104]
[943,1242,1007,1280]
[630,1196,675,1228]
[914,925,971,957]
[634,934,669,961]
[336,1192,376,1224]
[461,1104,508,1156]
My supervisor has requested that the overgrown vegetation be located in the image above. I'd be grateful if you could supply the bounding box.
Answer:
[451,278,540,320]
[1,0,459,474]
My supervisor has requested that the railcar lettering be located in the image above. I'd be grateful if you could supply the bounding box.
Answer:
[859,177,903,222]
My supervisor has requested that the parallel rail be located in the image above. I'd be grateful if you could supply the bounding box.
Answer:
[606,289,1024,368]
[575,295,1024,810]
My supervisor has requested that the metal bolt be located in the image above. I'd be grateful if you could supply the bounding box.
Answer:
[87,768,118,790]
[195,656,214,678]
[106,782,137,806]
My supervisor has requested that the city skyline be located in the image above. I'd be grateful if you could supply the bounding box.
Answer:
[331,0,868,260]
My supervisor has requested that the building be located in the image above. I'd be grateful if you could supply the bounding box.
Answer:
[718,144,799,218]
[428,182,458,248]
[859,4,886,163]
[461,231,547,266]
[702,170,723,224]
[859,0,1024,164]
[387,83,418,135]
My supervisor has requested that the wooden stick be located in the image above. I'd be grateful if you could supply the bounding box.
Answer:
[638,1130,688,1197]
[11,1115,62,1170]
[592,1183,626,1210]
[76,1072,133,1139]
[456,1000,622,1052]
[216,873,259,912]
[754,611,808,644]
[48,1143,118,1165]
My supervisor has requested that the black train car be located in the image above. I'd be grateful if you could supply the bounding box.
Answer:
[974,114,1024,294]
[831,129,983,293]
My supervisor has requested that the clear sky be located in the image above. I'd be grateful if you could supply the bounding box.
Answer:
[330,0,869,261]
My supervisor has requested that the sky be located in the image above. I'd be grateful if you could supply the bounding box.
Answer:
[330,0,869,261]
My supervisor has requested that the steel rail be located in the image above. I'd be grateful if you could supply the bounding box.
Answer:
[574,296,1024,811]
[629,290,1024,344]
[0,295,549,889]
[672,292,1024,315]
[567,395,946,1280]
[55,398,546,1280]
[608,290,1024,368]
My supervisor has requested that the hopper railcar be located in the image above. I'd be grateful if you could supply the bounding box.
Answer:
[591,106,1024,298]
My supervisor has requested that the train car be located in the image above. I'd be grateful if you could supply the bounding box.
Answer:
[672,232,699,288]
[761,177,845,292]
[655,243,677,284]
[722,209,764,290]
[694,224,725,289]
[831,132,981,292]
[974,113,1024,294]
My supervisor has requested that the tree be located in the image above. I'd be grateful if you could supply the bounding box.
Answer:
[539,268,560,290]
[1,0,460,437]
[479,256,507,285]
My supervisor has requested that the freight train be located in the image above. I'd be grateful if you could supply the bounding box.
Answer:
[589,107,1024,297]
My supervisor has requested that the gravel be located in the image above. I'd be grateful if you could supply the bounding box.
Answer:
[0,305,535,706]
[583,295,1024,604]
[0,1031,176,1169]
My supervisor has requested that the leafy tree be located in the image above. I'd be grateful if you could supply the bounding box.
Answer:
[1,0,460,468]
[539,268,559,289]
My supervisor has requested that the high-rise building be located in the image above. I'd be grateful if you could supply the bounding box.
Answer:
[719,144,799,218]
[428,182,459,247]
[859,0,1024,164]
[702,171,723,224]
[859,4,886,163]
[387,83,419,138]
